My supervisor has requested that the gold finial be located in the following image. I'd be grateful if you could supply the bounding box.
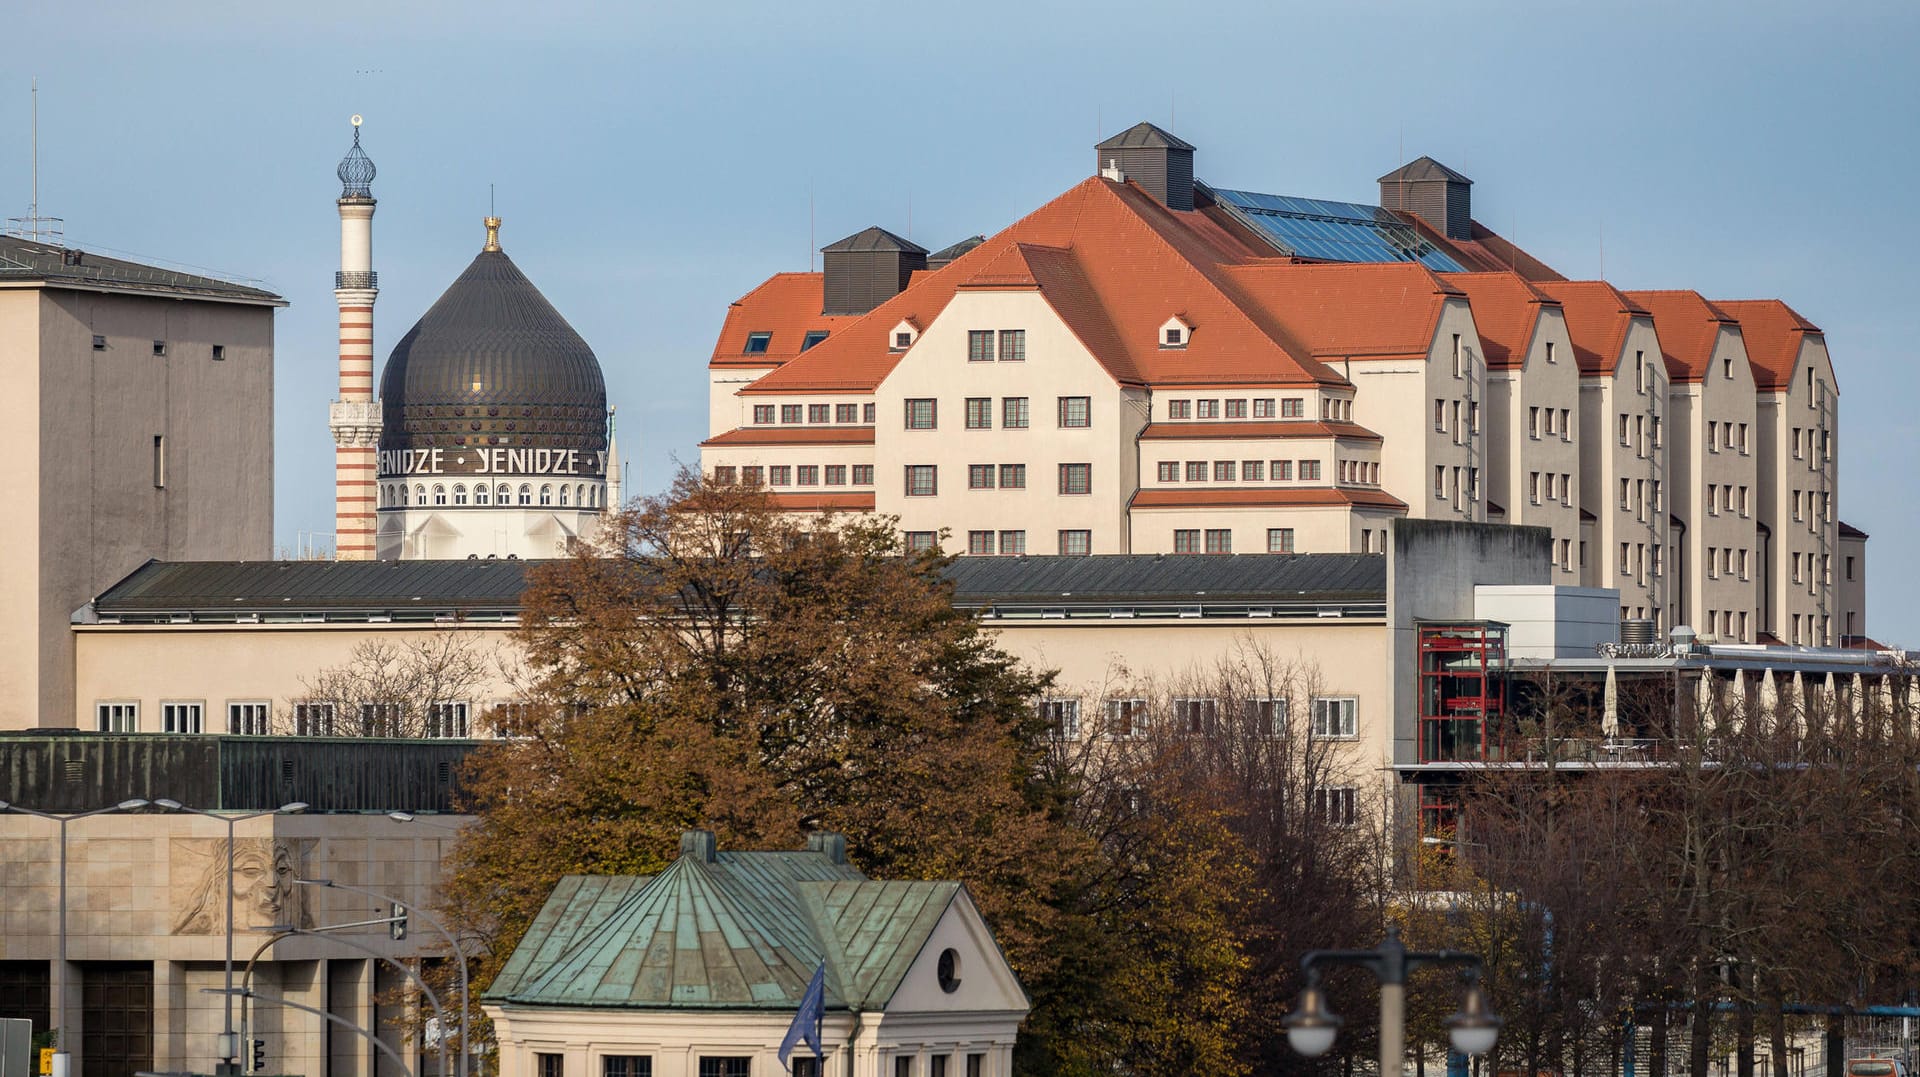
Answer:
[483,216,502,252]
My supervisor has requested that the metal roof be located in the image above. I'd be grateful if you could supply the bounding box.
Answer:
[0,236,284,304]
[820,226,927,255]
[943,553,1384,607]
[1096,122,1195,152]
[84,558,533,620]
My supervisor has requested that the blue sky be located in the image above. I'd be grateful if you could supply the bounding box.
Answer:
[6,0,1918,643]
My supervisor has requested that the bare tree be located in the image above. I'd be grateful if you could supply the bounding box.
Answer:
[282,634,500,738]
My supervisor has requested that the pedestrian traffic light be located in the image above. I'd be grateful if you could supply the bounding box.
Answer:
[390,901,407,941]
[250,1039,265,1073]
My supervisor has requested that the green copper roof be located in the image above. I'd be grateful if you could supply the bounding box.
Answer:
[486,837,966,1012]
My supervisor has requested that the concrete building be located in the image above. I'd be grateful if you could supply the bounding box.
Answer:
[0,235,282,731]
[698,122,1865,644]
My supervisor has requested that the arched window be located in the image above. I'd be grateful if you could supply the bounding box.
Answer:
[433,484,447,506]
[585,485,596,508]
[453,484,468,506]
[414,484,426,505]
[539,484,553,506]
[518,484,532,506]
[475,484,490,506]
[497,484,511,505]
[575,484,586,507]
[558,485,570,507]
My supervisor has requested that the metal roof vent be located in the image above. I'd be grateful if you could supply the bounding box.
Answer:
[1095,122,1195,210]
[679,828,718,863]
[820,226,927,316]
[1378,156,1473,240]
[806,831,848,864]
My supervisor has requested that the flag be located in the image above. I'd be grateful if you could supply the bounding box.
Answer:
[778,962,827,1071]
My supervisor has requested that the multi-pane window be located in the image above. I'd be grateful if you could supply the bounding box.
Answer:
[808,404,830,423]
[1168,400,1192,420]
[1058,529,1091,556]
[905,466,937,496]
[824,465,847,485]
[966,398,993,429]
[1002,397,1030,429]
[781,404,803,424]
[1225,399,1248,419]
[1197,399,1219,419]
[998,329,1026,361]
[697,1060,750,1077]
[1214,461,1235,482]
[1313,786,1358,827]
[1174,698,1218,735]
[968,330,995,362]
[538,1054,565,1077]
[1058,463,1091,495]
[969,465,996,490]
[162,701,204,734]
[769,466,791,486]
[360,702,401,737]
[893,331,913,350]
[1058,397,1091,428]
[905,399,937,429]
[836,403,858,423]
[791,466,815,485]
[1281,398,1305,418]
[1204,529,1232,554]
[1243,460,1264,481]
[752,405,774,425]
[1041,699,1080,739]
[968,530,995,555]
[851,465,874,486]
[1105,698,1147,740]
[294,702,335,736]
[903,531,937,551]
[1253,398,1276,418]
[999,464,1026,489]
[1157,461,1179,482]
[228,701,270,735]
[97,701,139,732]
[604,1057,652,1077]
[1311,697,1357,738]
[427,702,470,739]
[999,530,1026,555]
[1299,460,1321,481]
[739,467,764,486]
[1268,528,1295,553]
[1186,461,1208,482]
[1173,529,1202,553]
[1272,460,1292,480]
[863,403,877,423]
[1249,698,1287,736]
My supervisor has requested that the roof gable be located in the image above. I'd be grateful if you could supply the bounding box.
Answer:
[1532,280,1649,375]
[802,879,960,1008]
[1443,272,1557,371]
[1622,289,1739,383]
[1713,299,1822,391]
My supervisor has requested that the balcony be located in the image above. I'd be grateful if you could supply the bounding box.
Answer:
[334,270,378,290]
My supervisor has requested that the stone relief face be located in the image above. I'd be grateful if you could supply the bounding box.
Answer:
[170,838,314,935]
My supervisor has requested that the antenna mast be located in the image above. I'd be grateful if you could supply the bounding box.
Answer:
[7,76,64,242]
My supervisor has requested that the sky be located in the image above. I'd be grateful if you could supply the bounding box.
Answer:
[5,0,1918,644]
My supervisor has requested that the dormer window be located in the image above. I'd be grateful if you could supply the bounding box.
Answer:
[801,330,829,352]
[743,332,772,355]
[1160,316,1193,349]
[890,319,920,351]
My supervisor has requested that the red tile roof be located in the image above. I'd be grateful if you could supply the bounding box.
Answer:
[1531,281,1649,376]
[1222,262,1459,361]
[700,427,875,447]
[1442,272,1558,371]
[1129,487,1408,511]
[765,492,875,512]
[1140,420,1382,442]
[1623,290,1739,383]
[710,274,858,368]
[1713,299,1822,392]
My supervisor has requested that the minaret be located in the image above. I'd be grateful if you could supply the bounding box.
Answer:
[606,406,623,509]
[330,116,382,559]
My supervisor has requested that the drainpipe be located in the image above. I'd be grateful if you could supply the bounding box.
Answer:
[1757,521,1772,639]
[1671,515,1687,628]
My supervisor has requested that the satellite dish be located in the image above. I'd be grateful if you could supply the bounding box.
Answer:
[351,114,364,127]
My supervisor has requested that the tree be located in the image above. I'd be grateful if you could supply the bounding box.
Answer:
[284,634,499,737]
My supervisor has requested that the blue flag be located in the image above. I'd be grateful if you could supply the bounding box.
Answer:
[778,962,826,1071]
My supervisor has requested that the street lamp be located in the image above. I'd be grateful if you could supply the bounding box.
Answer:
[1284,926,1502,1077]
[257,924,450,1077]
[154,800,308,1077]
[0,798,150,1077]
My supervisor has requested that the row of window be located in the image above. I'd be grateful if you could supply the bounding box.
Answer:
[711,464,876,487]
[1790,425,1833,466]
[1167,397,1309,421]
[1791,489,1833,529]
[89,336,228,362]
[910,396,1080,430]
[1705,483,1750,518]
[750,402,876,426]
[967,329,1026,362]
[1617,412,1663,456]
[1789,612,1831,647]
[1528,471,1574,506]
[741,328,831,355]
[380,483,600,509]
[1706,419,1751,455]
[1705,608,1752,643]
[1433,466,1480,502]
[908,530,1094,555]
[94,700,478,737]
[1040,695,1358,740]
[1433,398,1480,442]
[904,464,1089,497]
[1155,459,1338,483]
[1617,541,1664,582]
[1790,552,1832,589]
[1618,477,1663,519]
[541,1048,992,1077]
[1527,406,1573,441]
[1705,546,1752,582]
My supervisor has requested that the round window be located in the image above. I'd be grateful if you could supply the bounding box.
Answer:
[936,948,961,993]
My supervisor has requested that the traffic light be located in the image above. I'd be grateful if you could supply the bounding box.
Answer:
[390,901,408,941]
[249,1039,265,1073]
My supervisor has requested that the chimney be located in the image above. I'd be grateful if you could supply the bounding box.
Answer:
[1095,122,1195,211]
[1378,156,1473,240]
[805,831,849,864]
[679,828,718,863]
[820,226,928,316]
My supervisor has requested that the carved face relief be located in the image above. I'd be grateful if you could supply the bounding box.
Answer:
[170,838,314,935]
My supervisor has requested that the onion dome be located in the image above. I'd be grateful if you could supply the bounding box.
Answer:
[338,119,376,200]
[377,218,607,476]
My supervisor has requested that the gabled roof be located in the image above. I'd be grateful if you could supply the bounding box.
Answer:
[1713,299,1823,392]
[805,879,963,1008]
[1623,289,1740,383]
[710,274,858,367]
[486,875,652,1001]
[1442,272,1558,371]
[1223,261,1460,360]
[1097,122,1194,151]
[1531,280,1650,376]
[822,226,926,255]
[1130,487,1409,511]
[1378,156,1472,185]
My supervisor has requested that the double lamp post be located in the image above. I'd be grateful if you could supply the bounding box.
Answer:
[1284,926,1503,1077]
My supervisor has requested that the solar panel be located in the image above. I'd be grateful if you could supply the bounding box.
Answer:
[1209,187,1466,272]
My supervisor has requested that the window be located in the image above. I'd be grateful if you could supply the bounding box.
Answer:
[1618,413,1629,445]
[767,468,790,487]
[743,333,771,355]
[1041,699,1081,739]
[1157,461,1179,482]
[966,1057,983,1077]
[162,701,203,734]
[1268,528,1295,553]
[1272,460,1292,481]
[851,464,874,486]
[475,483,490,505]
[738,469,761,487]
[998,329,1026,361]
[1105,698,1147,740]
[1435,467,1446,499]
[904,531,937,551]
[1281,398,1305,418]
[228,701,270,735]
[1253,398,1276,418]
[1186,461,1208,482]
[968,465,996,490]
[1243,460,1264,481]
[96,701,139,732]
[808,404,830,424]
[698,1061,749,1077]
[1213,461,1235,482]
[961,329,994,362]
[1225,399,1248,419]
[965,397,992,429]
[833,403,857,424]
[433,484,448,506]
[1058,529,1091,556]
[1561,409,1573,440]
[1197,399,1219,419]
[209,343,226,362]
[1529,407,1540,439]
[153,435,166,488]
[905,465,937,497]
[1299,460,1320,481]
[1529,472,1541,505]
[1174,698,1218,735]
[1545,340,1556,364]
[893,1060,911,1077]
[1058,397,1091,428]
[864,402,877,423]
[1847,556,1857,582]
[801,331,829,353]
[1311,697,1357,739]
[968,530,994,555]
[152,339,168,357]
[752,405,774,425]
[1058,463,1091,495]
[796,465,818,486]
[1452,334,1463,377]
[998,464,1026,489]
[1707,484,1718,515]
[294,702,335,736]
[781,404,803,424]
[1002,397,1029,429]
[1204,528,1232,554]
[893,331,913,351]
[1723,355,1733,379]
[1792,427,1803,459]
[1174,529,1201,553]
[1164,326,1184,346]
[1248,698,1287,736]
[1313,786,1358,827]
[824,465,846,486]
[427,702,470,739]
[1168,399,1192,420]
[91,334,106,351]
[604,1058,653,1077]
[905,399,937,429]
[999,530,1026,555]
[454,484,469,506]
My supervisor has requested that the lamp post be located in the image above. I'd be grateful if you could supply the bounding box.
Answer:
[154,800,309,1077]
[1283,926,1502,1077]
[0,798,151,1077]
[258,924,451,1077]
[206,987,413,1077]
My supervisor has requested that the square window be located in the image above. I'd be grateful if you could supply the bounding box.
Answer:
[1204,528,1232,554]
[1213,461,1235,482]
[769,466,792,486]
[904,530,937,551]
[824,465,847,486]
[1299,460,1320,481]
[711,466,736,485]
[1002,397,1029,429]
[96,701,139,732]
[294,701,335,736]
[427,701,470,738]
[1186,461,1208,482]
[1242,460,1264,481]
[808,404,830,423]
[1197,399,1219,419]
[1267,528,1295,554]
[1058,396,1091,428]
[161,701,204,734]
[1253,399,1275,418]
[966,397,992,429]
[968,330,995,362]
[968,464,995,490]
[211,344,226,361]
[1157,461,1179,483]
[781,404,803,424]
[1168,399,1192,420]
[227,701,270,736]
[905,399,937,430]
[91,334,106,351]
[968,530,995,555]
[1281,398,1304,418]
[836,403,858,423]
[1313,786,1358,827]
[1311,697,1357,738]
[1058,463,1091,495]
[1106,698,1147,740]
[1164,327,1184,346]
[1225,399,1248,419]
[1272,460,1292,481]
[752,405,775,425]
[893,331,913,350]
[998,329,1026,361]
[743,333,771,355]
[1173,529,1201,553]
[905,465,937,497]
[1042,699,1081,738]
[796,465,819,486]
[742,466,764,486]
[998,464,1026,489]
[1249,698,1288,736]
[1174,697,1218,734]
[152,339,168,357]
[1058,529,1091,556]
[999,530,1026,555]
[852,464,874,485]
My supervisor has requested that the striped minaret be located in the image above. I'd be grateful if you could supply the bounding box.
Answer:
[330,116,381,560]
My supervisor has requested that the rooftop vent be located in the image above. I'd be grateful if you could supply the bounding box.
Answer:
[1378,156,1473,240]
[1095,122,1195,211]
[680,828,718,863]
[926,235,985,271]
[805,830,848,864]
[820,226,927,316]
